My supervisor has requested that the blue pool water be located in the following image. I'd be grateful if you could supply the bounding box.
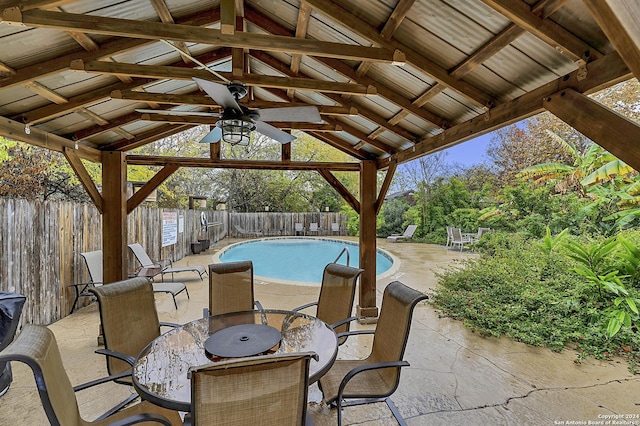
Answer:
[218,238,393,284]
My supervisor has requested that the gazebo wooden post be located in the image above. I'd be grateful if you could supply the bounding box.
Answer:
[357,160,379,321]
[101,151,128,284]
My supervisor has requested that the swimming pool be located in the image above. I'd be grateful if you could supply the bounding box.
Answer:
[215,237,397,285]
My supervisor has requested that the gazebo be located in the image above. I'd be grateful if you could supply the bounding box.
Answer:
[1,0,639,320]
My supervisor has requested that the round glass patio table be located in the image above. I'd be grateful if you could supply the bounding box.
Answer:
[132,309,339,412]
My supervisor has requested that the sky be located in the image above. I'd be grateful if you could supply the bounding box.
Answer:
[440,132,494,167]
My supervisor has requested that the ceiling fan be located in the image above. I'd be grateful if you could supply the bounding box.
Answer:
[138,77,322,146]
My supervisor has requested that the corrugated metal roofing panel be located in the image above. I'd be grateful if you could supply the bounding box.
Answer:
[0,28,80,69]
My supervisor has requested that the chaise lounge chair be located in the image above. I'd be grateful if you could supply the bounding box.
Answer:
[386,224,418,243]
[79,250,189,309]
[233,225,263,238]
[128,243,207,282]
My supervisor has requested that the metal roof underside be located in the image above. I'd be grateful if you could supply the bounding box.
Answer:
[0,0,637,169]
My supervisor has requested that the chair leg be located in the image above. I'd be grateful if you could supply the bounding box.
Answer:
[385,397,408,426]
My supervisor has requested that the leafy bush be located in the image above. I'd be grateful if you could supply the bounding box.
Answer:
[432,230,640,369]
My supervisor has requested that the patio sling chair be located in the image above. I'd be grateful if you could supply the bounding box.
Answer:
[450,227,471,251]
[187,352,317,426]
[128,243,207,282]
[207,260,263,317]
[386,224,418,243]
[89,278,181,387]
[0,324,182,425]
[318,281,428,426]
[294,222,305,236]
[83,250,188,309]
[233,225,263,238]
[308,222,320,235]
[331,222,341,235]
[292,263,364,345]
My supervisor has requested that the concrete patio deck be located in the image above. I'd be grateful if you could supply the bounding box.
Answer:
[2,237,640,425]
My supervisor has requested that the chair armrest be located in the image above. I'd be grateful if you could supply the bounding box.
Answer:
[254,300,264,310]
[73,370,132,391]
[338,361,410,399]
[107,413,175,426]
[330,316,358,329]
[95,348,136,366]
[160,321,181,329]
[291,301,318,312]
[336,329,375,340]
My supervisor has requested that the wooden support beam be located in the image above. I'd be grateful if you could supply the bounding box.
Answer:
[23,81,68,104]
[2,8,405,64]
[584,0,640,81]
[375,159,397,215]
[63,147,103,213]
[127,164,179,213]
[126,155,362,171]
[71,60,377,96]
[0,116,100,162]
[543,88,640,172]
[209,136,221,160]
[281,142,291,162]
[101,151,128,283]
[317,168,360,213]
[307,132,371,161]
[357,160,379,320]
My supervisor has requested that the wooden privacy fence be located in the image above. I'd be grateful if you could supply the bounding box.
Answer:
[0,198,350,326]
[0,198,227,326]
[230,212,349,236]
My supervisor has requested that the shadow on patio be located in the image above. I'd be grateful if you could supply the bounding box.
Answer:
[2,238,639,425]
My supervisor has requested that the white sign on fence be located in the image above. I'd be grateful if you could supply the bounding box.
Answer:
[162,211,178,247]
[178,214,184,233]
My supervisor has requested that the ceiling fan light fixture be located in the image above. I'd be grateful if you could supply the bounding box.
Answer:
[217,117,256,146]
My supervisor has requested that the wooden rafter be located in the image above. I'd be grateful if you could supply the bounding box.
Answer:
[543,89,640,172]
[127,164,179,213]
[63,147,103,212]
[288,1,311,98]
[375,159,397,215]
[317,168,360,213]
[303,0,496,108]
[150,0,192,63]
[481,0,602,63]
[584,0,640,81]
[1,8,405,64]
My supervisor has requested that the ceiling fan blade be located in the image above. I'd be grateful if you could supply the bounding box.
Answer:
[257,106,322,123]
[254,121,296,144]
[193,77,241,111]
[135,109,221,117]
[199,127,222,143]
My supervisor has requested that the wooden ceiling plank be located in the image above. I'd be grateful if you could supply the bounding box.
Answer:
[384,50,631,168]
[63,147,103,213]
[480,0,601,63]
[0,116,100,161]
[0,61,16,75]
[70,112,142,141]
[0,8,219,90]
[543,88,640,172]
[584,0,640,81]
[325,118,395,154]
[3,8,404,64]
[303,0,495,108]
[23,80,68,104]
[72,59,377,95]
